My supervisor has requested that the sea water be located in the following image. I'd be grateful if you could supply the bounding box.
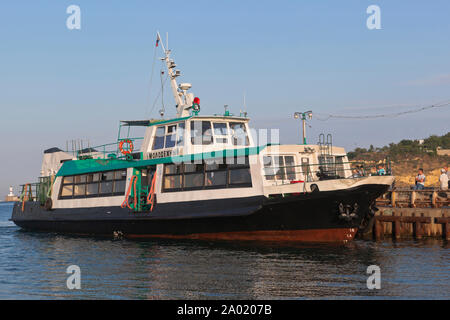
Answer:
[0,202,448,299]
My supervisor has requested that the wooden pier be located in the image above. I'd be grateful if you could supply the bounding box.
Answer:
[360,189,449,240]
[376,188,449,208]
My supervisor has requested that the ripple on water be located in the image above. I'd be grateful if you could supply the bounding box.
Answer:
[0,203,448,299]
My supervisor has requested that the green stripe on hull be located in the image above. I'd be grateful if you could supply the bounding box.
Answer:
[56,145,272,177]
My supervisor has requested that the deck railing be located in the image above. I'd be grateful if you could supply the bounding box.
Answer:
[19,176,52,205]
[263,158,392,186]
[376,188,450,208]
[76,137,144,160]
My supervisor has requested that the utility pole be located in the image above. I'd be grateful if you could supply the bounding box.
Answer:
[294,111,312,145]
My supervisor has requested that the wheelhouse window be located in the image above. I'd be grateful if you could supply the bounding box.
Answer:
[190,121,213,145]
[152,126,165,150]
[165,125,177,148]
[213,122,229,144]
[230,122,249,146]
[59,169,127,199]
[152,122,186,150]
[263,155,296,181]
[162,156,252,192]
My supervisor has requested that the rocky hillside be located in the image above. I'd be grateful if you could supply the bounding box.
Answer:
[348,132,450,188]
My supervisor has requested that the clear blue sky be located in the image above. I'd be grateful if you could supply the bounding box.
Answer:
[1,0,449,196]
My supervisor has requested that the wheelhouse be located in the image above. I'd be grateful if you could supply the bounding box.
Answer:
[140,115,254,160]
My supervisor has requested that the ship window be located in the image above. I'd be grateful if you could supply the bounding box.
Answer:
[213,122,228,135]
[86,173,100,183]
[86,183,99,195]
[205,162,227,171]
[206,171,227,187]
[213,123,229,144]
[183,163,204,189]
[165,125,177,148]
[165,163,182,175]
[74,175,86,184]
[163,175,182,190]
[184,173,204,188]
[227,156,249,168]
[61,185,73,197]
[63,176,74,184]
[74,184,86,196]
[318,156,335,176]
[59,169,127,199]
[229,168,252,185]
[184,163,203,173]
[263,155,297,181]
[115,170,126,180]
[100,181,113,194]
[263,156,276,181]
[176,122,185,146]
[152,126,165,150]
[230,122,249,146]
[101,171,115,181]
[153,123,185,150]
[114,180,126,193]
[191,121,213,145]
[162,156,252,192]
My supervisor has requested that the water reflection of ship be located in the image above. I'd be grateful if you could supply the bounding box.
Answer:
[131,240,384,299]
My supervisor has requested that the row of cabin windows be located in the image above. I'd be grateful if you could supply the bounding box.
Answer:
[152,121,249,150]
[163,157,252,192]
[59,170,127,199]
[263,155,296,181]
[318,155,346,178]
[263,155,348,182]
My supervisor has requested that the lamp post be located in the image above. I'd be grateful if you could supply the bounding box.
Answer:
[294,111,312,145]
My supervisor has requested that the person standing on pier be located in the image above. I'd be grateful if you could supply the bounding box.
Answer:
[445,166,450,189]
[414,168,426,190]
[444,165,449,189]
[439,168,449,190]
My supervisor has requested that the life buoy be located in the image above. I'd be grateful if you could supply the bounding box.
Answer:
[119,139,134,155]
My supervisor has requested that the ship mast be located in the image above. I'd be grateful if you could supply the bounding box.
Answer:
[157,32,195,118]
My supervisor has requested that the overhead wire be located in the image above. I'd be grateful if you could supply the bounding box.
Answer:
[145,43,158,118]
[314,100,450,121]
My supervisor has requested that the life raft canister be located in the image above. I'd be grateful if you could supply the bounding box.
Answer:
[119,139,134,155]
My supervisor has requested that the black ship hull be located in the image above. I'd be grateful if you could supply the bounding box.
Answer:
[11,184,388,242]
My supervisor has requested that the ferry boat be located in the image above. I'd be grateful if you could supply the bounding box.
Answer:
[11,35,394,242]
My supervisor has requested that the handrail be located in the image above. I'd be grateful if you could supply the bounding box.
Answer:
[262,158,392,184]
[76,137,144,160]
